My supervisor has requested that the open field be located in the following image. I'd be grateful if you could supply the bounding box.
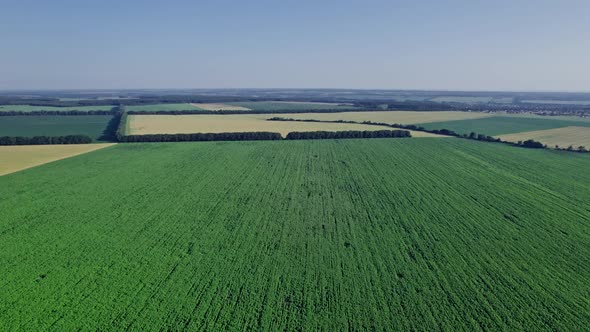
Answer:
[273,101,354,106]
[126,102,357,112]
[499,113,590,123]
[0,143,115,176]
[0,139,589,330]
[279,111,492,124]
[126,103,202,112]
[491,97,514,103]
[497,126,590,148]
[522,99,590,105]
[190,103,251,111]
[420,116,590,136]
[127,114,444,137]
[0,105,114,112]
[226,101,359,111]
[0,115,114,141]
[430,96,493,103]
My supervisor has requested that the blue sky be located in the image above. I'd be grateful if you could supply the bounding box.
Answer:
[1,0,589,91]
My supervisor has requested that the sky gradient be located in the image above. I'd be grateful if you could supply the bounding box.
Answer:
[1,0,589,91]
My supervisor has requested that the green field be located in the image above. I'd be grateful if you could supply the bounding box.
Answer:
[126,103,202,112]
[1,139,589,330]
[421,116,590,136]
[522,99,590,105]
[226,101,358,111]
[0,105,114,112]
[0,116,113,141]
[430,96,493,103]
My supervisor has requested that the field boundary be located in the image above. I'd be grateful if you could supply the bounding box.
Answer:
[0,135,93,146]
[266,117,590,153]
[0,143,115,176]
[118,130,411,143]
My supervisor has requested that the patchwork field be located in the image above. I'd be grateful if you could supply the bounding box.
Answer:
[0,105,114,112]
[279,111,492,125]
[420,116,590,136]
[127,114,443,137]
[430,96,494,103]
[498,126,590,149]
[0,143,115,176]
[0,115,114,141]
[0,139,589,330]
[190,103,251,111]
[522,99,590,105]
[226,101,359,111]
[125,103,203,112]
[124,102,358,112]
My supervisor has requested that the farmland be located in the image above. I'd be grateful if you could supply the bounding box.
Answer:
[225,101,359,111]
[0,115,114,141]
[0,143,115,176]
[125,103,203,112]
[191,103,251,111]
[498,126,590,149]
[127,114,444,137]
[430,96,494,103]
[278,110,492,125]
[420,116,590,136]
[522,99,590,105]
[0,139,589,330]
[0,105,114,112]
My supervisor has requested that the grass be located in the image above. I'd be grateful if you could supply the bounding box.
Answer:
[225,101,359,111]
[0,139,589,330]
[125,103,202,112]
[0,144,115,176]
[498,126,590,148]
[0,105,114,112]
[0,116,114,141]
[420,116,590,136]
[127,114,444,137]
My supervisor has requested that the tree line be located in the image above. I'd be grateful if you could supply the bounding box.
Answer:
[286,130,410,140]
[267,117,588,152]
[0,109,117,116]
[126,108,375,115]
[120,132,283,142]
[0,135,93,145]
[118,130,411,143]
[114,107,127,141]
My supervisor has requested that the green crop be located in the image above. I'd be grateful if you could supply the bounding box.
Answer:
[0,105,113,112]
[421,116,590,136]
[0,115,114,141]
[0,138,589,330]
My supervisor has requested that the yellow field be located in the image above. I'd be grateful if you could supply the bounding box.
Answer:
[127,115,445,138]
[191,103,251,111]
[275,111,492,125]
[0,144,115,176]
[497,126,590,149]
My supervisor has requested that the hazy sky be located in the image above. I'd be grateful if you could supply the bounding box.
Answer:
[1,0,589,91]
